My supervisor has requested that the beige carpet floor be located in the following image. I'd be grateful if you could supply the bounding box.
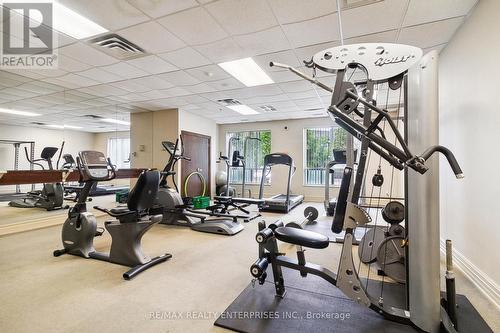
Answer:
[0,201,498,333]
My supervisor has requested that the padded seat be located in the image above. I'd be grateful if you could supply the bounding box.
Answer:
[274,227,329,249]
[109,207,131,215]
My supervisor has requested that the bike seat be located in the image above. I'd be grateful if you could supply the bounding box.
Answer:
[109,207,131,215]
[274,227,329,249]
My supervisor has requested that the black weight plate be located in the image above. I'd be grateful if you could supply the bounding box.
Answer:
[304,206,319,221]
[382,201,405,224]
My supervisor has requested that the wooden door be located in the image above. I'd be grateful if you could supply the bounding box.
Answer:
[181,130,211,198]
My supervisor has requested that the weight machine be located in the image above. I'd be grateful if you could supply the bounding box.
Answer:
[216,44,482,333]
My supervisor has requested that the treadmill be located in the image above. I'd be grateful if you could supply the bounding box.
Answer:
[258,153,304,213]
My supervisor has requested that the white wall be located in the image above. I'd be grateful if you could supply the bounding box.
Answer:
[179,110,218,197]
[219,117,329,201]
[0,124,94,192]
[439,0,500,299]
[218,117,404,202]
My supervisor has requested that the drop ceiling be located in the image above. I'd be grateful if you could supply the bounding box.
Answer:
[0,0,478,132]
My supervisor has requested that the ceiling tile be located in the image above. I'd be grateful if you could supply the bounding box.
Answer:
[77,68,123,84]
[194,38,246,63]
[205,0,277,35]
[185,64,230,82]
[158,47,211,69]
[234,26,290,55]
[282,14,339,48]
[157,70,201,86]
[157,7,228,45]
[267,70,300,83]
[117,21,185,54]
[341,0,407,39]
[254,50,301,72]
[1,87,39,98]
[43,74,99,89]
[268,0,337,24]
[100,62,149,79]
[58,0,150,30]
[110,80,151,93]
[403,0,477,27]
[128,0,199,18]
[279,80,314,93]
[2,69,43,80]
[182,82,216,94]
[84,84,130,97]
[294,41,339,63]
[17,81,64,94]
[344,30,398,44]
[23,68,69,78]
[59,43,119,66]
[182,94,208,104]
[57,55,93,72]
[139,90,169,100]
[128,76,174,90]
[206,77,245,91]
[398,17,464,49]
[162,87,192,97]
[126,55,178,75]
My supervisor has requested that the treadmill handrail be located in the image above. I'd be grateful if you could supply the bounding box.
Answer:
[258,153,297,207]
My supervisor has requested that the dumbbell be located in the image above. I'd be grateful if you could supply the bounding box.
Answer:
[286,206,319,229]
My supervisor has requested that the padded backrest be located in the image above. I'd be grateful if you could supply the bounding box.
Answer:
[40,147,58,160]
[127,170,160,212]
[331,167,352,234]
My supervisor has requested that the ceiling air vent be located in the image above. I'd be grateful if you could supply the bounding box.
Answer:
[217,98,242,107]
[83,114,102,119]
[259,105,277,112]
[87,33,147,60]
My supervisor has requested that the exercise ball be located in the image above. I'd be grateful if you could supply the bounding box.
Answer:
[216,171,227,185]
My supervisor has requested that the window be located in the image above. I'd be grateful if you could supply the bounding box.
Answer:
[225,130,271,184]
[107,137,130,169]
[304,127,348,186]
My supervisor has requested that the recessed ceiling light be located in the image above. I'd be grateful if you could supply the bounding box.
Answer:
[54,2,108,39]
[47,124,82,129]
[0,108,40,117]
[227,105,259,115]
[14,1,108,39]
[218,57,274,87]
[102,118,130,126]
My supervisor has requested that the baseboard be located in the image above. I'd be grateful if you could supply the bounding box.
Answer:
[440,239,500,310]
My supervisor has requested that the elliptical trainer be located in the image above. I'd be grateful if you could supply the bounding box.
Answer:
[9,142,68,211]
[155,137,244,236]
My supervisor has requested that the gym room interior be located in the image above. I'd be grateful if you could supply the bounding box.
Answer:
[0,1,498,332]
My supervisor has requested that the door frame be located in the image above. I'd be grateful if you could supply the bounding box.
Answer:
[180,130,211,197]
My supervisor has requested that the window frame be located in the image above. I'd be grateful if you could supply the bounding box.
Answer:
[224,129,271,186]
[302,126,347,188]
[107,136,130,169]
